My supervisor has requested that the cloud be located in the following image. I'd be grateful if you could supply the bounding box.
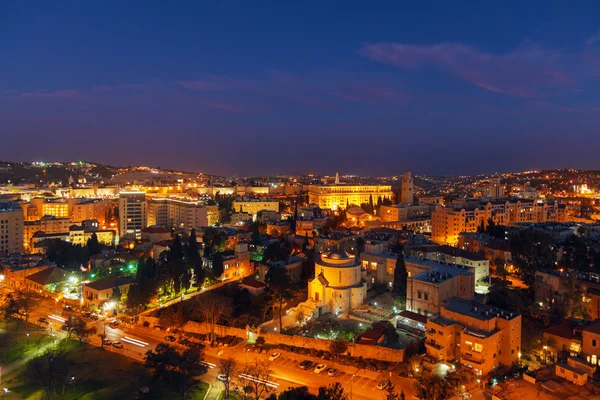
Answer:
[176,75,255,91]
[92,83,152,92]
[586,32,600,45]
[361,42,571,98]
[19,89,84,100]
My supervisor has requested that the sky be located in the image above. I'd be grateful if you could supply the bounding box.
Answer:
[1,1,600,176]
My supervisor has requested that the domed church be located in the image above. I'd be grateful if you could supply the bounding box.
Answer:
[308,249,367,315]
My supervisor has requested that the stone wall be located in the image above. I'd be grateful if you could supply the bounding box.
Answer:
[177,321,404,363]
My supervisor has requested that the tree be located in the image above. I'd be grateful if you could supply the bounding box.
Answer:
[76,325,97,344]
[413,371,461,400]
[392,253,408,309]
[145,343,208,400]
[212,252,224,279]
[186,229,202,266]
[111,285,122,303]
[278,386,316,400]
[317,382,348,400]
[195,294,229,344]
[218,357,237,400]
[1,291,35,329]
[385,380,399,400]
[86,232,102,255]
[63,315,86,339]
[240,360,275,400]
[329,338,348,359]
[25,346,71,400]
[266,266,292,333]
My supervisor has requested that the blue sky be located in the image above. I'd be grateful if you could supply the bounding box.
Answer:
[1,1,599,176]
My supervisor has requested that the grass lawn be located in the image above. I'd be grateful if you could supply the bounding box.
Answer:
[7,339,209,400]
[0,327,55,365]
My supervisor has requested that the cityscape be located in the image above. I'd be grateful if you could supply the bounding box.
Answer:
[2,2,600,400]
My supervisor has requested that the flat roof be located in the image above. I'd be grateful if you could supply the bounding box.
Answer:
[443,297,519,321]
[411,265,473,283]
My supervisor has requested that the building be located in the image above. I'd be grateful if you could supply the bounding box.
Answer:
[206,204,219,226]
[22,198,69,221]
[308,184,393,210]
[119,191,147,240]
[232,199,279,215]
[407,266,475,315]
[202,242,251,281]
[425,298,522,376]
[24,266,70,296]
[431,199,567,245]
[406,245,489,283]
[401,172,414,205]
[0,202,24,255]
[82,275,136,307]
[308,249,367,315]
[70,198,112,225]
[256,253,306,283]
[147,197,208,232]
[230,212,253,226]
[487,178,505,199]
[1,254,55,289]
[380,204,431,223]
[67,225,116,247]
[23,215,71,253]
[240,276,267,296]
[141,226,171,244]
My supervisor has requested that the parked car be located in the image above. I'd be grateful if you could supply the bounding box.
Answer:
[326,368,338,377]
[37,317,48,325]
[314,364,327,374]
[108,320,119,328]
[217,375,228,382]
[112,341,124,349]
[269,352,282,361]
[90,314,100,321]
[164,335,176,342]
[63,305,73,311]
[377,380,390,390]
[102,338,112,346]
[299,360,313,370]
[178,338,192,346]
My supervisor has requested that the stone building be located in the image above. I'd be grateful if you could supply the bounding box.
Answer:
[308,249,366,315]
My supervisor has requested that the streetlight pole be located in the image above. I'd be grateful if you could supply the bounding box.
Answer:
[26,333,29,351]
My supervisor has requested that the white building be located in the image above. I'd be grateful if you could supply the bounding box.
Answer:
[118,191,147,240]
[147,197,208,232]
[308,249,367,315]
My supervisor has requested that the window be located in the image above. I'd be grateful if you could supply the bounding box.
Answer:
[424,292,429,301]
[594,339,597,347]
[417,291,422,299]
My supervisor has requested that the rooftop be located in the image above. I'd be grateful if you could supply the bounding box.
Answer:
[26,267,70,286]
[411,265,473,283]
[443,297,519,321]
[84,275,135,291]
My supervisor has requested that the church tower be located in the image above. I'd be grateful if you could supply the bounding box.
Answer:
[401,172,414,204]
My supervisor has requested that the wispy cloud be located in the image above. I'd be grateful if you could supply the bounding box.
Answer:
[586,31,600,45]
[361,42,571,98]
[92,83,152,92]
[176,75,255,92]
[19,89,85,100]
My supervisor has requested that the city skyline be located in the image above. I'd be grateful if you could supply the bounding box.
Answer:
[2,1,600,175]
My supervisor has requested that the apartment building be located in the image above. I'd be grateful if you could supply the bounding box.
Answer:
[0,202,24,255]
[425,298,522,376]
[232,199,279,215]
[23,215,71,252]
[147,197,208,232]
[118,191,147,240]
[406,245,489,283]
[407,266,475,315]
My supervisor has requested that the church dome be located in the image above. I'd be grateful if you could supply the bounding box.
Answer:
[325,249,350,260]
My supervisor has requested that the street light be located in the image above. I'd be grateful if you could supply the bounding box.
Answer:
[26,333,29,351]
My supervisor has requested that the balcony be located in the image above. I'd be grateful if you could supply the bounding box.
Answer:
[461,352,485,365]
[425,340,443,350]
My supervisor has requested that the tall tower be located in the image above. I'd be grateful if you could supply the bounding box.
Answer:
[335,172,340,185]
[119,191,147,240]
[401,172,414,204]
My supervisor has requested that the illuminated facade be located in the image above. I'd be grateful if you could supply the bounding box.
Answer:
[22,198,70,221]
[308,249,367,314]
[147,198,208,232]
[401,172,414,204]
[232,199,279,215]
[23,215,71,252]
[308,184,393,210]
[425,298,522,376]
[70,198,112,225]
[118,191,147,240]
[0,202,24,255]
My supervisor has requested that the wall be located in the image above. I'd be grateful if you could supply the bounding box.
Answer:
[178,321,404,363]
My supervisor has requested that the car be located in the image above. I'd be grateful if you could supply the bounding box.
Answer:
[326,368,338,377]
[37,317,48,324]
[269,352,282,361]
[314,364,327,374]
[217,375,228,382]
[63,305,73,311]
[299,360,313,370]
[178,338,191,346]
[108,320,119,328]
[377,380,390,390]
[90,314,100,321]
[112,341,124,349]
[102,338,112,346]
[164,335,176,342]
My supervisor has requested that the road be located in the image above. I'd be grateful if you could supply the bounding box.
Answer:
[12,290,416,400]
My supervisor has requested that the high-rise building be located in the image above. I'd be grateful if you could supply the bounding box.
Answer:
[401,172,414,204]
[0,202,24,255]
[487,177,505,199]
[118,191,147,240]
[70,198,113,225]
[147,198,209,232]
